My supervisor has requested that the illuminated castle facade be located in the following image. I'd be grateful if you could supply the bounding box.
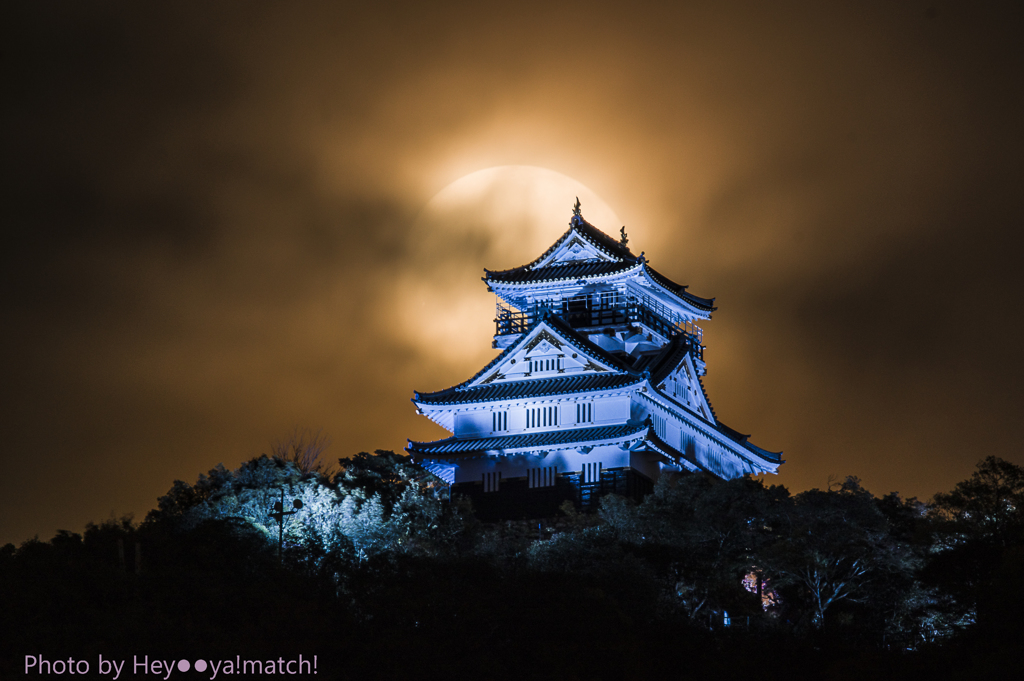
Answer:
[407,202,782,519]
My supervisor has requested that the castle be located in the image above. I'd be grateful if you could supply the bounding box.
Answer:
[407,201,781,519]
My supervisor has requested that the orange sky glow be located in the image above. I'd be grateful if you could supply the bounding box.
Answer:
[2,0,1022,544]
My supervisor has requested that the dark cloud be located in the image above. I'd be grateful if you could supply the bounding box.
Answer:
[2,0,1022,543]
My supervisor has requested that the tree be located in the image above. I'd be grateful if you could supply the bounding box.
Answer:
[272,427,333,474]
[871,492,938,644]
[925,456,1024,630]
[146,449,465,568]
[761,477,916,631]
[931,456,1024,549]
[334,449,439,510]
[600,472,791,623]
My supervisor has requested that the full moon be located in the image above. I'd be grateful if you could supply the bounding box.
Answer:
[415,166,622,268]
[384,166,622,369]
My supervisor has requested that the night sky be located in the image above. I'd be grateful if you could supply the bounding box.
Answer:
[2,0,1022,545]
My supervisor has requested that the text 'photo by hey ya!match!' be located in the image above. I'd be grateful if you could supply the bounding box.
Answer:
[25,655,318,678]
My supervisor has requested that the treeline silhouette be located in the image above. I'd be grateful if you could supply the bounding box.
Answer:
[3,451,1023,680]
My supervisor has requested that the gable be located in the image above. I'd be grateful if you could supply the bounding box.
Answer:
[532,229,621,269]
[468,322,621,388]
[655,352,714,421]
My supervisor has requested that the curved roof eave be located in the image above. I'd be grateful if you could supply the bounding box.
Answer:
[714,420,784,464]
[637,261,716,313]
[414,373,644,406]
[485,259,716,317]
[637,387,781,468]
[742,442,784,465]
[485,260,636,285]
[406,422,649,458]
[411,314,639,400]
[642,426,711,473]
[484,217,637,278]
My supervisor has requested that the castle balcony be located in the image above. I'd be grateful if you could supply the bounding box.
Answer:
[495,294,703,351]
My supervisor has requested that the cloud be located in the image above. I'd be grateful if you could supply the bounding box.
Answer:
[1,0,1022,542]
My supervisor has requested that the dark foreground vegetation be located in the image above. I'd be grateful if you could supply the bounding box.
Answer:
[3,446,1024,680]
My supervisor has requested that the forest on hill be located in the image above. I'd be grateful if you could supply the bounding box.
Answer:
[3,446,1023,680]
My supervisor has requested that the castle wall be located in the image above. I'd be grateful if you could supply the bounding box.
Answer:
[594,396,630,423]
[454,411,492,437]
[450,443,632,485]
[450,393,632,438]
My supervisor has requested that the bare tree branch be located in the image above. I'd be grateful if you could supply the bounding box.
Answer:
[272,427,333,474]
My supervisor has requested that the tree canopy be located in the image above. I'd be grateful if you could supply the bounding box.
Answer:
[4,451,1024,679]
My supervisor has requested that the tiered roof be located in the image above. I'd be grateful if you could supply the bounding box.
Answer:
[408,314,782,466]
[407,423,648,458]
[484,216,716,312]
[415,373,643,406]
[486,260,634,284]
[414,314,635,399]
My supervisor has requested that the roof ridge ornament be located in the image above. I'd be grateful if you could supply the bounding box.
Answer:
[620,226,629,246]
[570,197,583,227]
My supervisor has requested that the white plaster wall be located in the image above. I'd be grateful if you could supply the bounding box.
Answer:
[629,397,649,424]
[666,423,681,450]
[454,410,491,437]
[508,406,526,431]
[595,396,630,423]
[560,401,575,426]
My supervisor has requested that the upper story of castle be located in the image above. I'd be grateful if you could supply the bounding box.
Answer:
[486,200,716,372]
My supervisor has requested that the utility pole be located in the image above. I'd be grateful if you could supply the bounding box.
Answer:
[269,488,303,563]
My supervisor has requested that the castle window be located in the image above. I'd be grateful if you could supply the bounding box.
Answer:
[483,472,501,493]
[528,467,556,489]
[582,462,603,484]
[492,411,508,432]
[576,402,593,424]
[527,406,557,429]
[529,357,562,374]
[567,294,589,314]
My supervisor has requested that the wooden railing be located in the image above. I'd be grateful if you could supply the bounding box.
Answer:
[495,295,703,350]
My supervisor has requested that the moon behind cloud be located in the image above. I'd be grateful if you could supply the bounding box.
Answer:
[385,166,622,369]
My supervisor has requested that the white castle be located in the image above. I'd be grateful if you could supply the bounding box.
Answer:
[408,201,782,519]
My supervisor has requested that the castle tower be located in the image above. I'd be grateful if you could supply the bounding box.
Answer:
[407,201,782,519]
